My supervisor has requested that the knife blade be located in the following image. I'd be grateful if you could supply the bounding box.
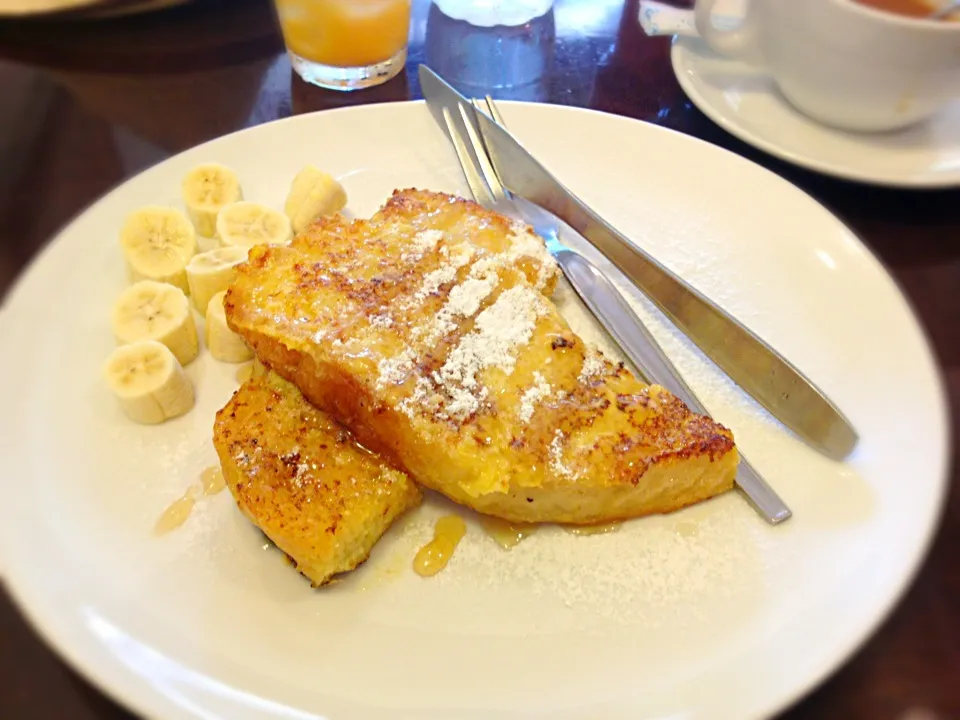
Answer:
[419,64,858,461]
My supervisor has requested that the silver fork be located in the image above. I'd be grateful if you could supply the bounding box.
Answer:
[443,97,791,525]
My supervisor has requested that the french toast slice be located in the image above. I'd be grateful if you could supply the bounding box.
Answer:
[211,190,559,585]
[225,189,739,524]
[368,188,560,294]
[213,369,421,586]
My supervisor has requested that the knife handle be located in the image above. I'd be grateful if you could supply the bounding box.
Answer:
[558,194,858,461]
[555,248,792,525]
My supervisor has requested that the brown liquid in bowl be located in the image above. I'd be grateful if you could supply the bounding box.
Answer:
[854,0,944,19]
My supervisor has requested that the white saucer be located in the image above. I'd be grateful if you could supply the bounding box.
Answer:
[671,35,960,188]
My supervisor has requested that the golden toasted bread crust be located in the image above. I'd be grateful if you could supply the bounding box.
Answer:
[226,189,737,523]
[213,370,421,586]
[365,188,560,293]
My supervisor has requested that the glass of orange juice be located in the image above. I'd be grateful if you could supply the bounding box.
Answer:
[275,0,411,90]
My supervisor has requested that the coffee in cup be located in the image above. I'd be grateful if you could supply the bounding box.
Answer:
[694,0,960,131]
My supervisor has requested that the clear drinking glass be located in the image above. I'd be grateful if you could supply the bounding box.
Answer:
[431,0,554,27]
[274,0,412,90]
[425,1,555,101]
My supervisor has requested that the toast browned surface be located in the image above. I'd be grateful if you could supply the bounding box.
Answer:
[213,369,421,586]
[225,189,738,524]
[370,188,560,293]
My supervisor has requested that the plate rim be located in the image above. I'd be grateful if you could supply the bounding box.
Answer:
[0,0,189,19]
[0,99,952,720]
[669,35,960,190]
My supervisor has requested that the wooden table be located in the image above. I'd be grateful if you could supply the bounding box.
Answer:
[0,0,956,717]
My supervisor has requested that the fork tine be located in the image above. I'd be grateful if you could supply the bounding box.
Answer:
[459,103,507,203]
[442,106,494,206]
[476,97,510,200]
[483,95,507,126]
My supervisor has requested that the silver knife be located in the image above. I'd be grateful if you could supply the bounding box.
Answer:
[419,64,858,461]
[457,100,791,524]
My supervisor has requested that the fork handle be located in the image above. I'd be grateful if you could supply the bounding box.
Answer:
[555,248,791,524]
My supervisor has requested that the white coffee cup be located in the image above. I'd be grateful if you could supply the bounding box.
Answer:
[694,0,960,132]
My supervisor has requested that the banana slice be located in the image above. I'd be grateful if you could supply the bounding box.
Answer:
[186,246,248,312]
[119,206,198,293]
[103,340,194,424]
[111,280,199,366]
[216,201,293,249]
[206,291,253,363]
[182,163,243,237]
[284,165,347,234]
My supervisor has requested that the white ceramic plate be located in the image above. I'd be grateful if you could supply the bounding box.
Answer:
[0,0,101,15]
[671,36,960,188]
[0,0,190,18]
[0,102,949,720]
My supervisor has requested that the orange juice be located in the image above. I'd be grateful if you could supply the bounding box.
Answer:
[276,0,411,68]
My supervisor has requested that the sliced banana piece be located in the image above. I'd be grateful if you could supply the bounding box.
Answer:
[119,206,197,293]
[111,280,199,366]
[186,246,248,312]
[103,340,194,424]
[284,165,347,234]
[206,291,253,363]
[216,201,293,249]
[182,162,243,237]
